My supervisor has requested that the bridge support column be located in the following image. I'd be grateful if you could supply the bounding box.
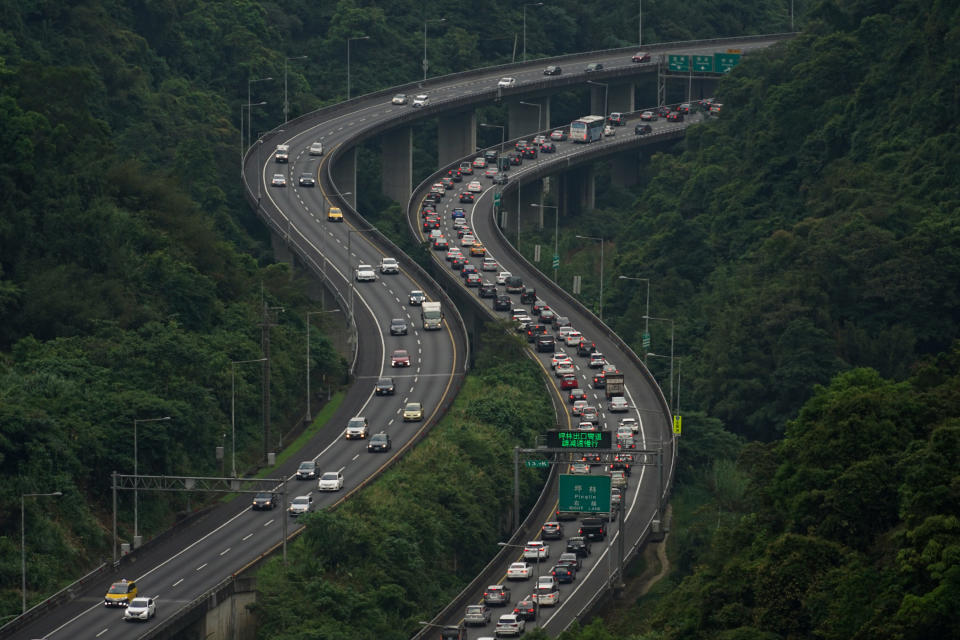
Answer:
[609,82,636,113]
[438,110,477,168]
[508,97,550,138]
[609,150,640,188]
[381,127,412,204]
[331,146,357,208]
[565,166,596,212]
[589,86,605,116]
[511,179,546,249]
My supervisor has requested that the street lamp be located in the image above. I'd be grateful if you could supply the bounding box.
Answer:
[498,541,541,626]
[638,0,643,47]
[618,275,651,355]
[22,491,62,613]
[231,358,267,477]
[133,416,170,543]
[576,235,605,322]
[240,101,267,176]
[644,314,675,412]
[531,203,558,281]
[479,123,505,155]
[306,310,341,422]
[586,80,609,119]
[283,56,307,123]
[523,2,544,62]
[423,18,446,85]
[518,100,543,132]
[247,76,272,152]
[347,36,369,100]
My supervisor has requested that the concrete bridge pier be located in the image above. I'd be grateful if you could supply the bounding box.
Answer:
[438,110,477,168]
[565,166,597,212]
[508,96,551,138]
[609,82,636,113]
[381,127,413,204]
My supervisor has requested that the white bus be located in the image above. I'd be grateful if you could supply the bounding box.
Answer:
[570,115,605,143]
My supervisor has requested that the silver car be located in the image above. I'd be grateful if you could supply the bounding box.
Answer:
[122,597,156,621]
[464,604,491,626]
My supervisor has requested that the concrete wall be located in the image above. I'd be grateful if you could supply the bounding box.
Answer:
[381,126,413,204]
[507,96,551,138]
[438,110,477,168]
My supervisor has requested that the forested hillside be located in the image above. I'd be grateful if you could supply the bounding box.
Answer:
[537,0,959,638]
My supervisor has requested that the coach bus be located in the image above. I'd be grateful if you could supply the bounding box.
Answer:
[569,115,605,143]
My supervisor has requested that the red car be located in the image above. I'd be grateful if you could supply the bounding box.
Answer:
[666,112,684,122]
[632,51,651,63]
[391,349,410,367]
[560,375,578,390]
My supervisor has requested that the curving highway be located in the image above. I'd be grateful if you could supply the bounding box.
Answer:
[3,33,792,640]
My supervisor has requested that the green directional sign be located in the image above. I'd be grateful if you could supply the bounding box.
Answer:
[715,53,741,73]
[559,474,612,513]
[552,255,560,269]
[642,332,651,349]
[692,55,714,72]
[525,459,549,468]
[668,54,690,72]
[494,192,502,206]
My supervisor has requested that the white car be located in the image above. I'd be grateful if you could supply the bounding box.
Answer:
[412,94,429,107]
[581,406,599,422]
[640,110,657,121]
[603,125,616,137]
[122,597,156,621]
[619,417,639,432]
[345,416,369,439]
[522,540,550,561]
[550,129,567,141]
[496,271,512,285]
[379,257,400,274]
[609,396,630,412]
[495,614,525,637]
[551,353,572,369]
[461,235,475,247]
[309,141,324,155]
[497,77,517,88]
[355,264,376,282]
[617,425,634,440]
[467,180,483,193]
[318,470,344,491]
[506,562,532,580]
[271,174,286,187]
[555,362,575,377]
[564,330,583,346]
[533,585,560,606]
[570,462,590,474]
[391,93,408,105]
[482,257,498,271]
[287,495,312,516]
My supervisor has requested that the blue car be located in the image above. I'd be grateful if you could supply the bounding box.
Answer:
[451,207,466,218]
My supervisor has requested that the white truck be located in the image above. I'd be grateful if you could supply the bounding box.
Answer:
[421,301,443,330]
[274,144,289,163]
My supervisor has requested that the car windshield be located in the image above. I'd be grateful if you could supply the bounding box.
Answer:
[293,497,309,505]
[129,598,148,607]
[108,582,130,594]
[255,493,271,500]
[298,461,314,470]
[405,403,420,411]
[394,350,408,358]
[467,606,483,613]
[321,473,339,481]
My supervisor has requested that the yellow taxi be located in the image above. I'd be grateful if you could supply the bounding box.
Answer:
[403,401,423,422]
[328,207,344,222]
[470,243,486,257]
[104,578,137,607]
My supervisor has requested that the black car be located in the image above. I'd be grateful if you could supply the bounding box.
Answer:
[585,62,604,72]
[251,492,278,510]
[566,536,592,557]
[536,335,555,352]
[509,153,523,166]
[635,123,652,135]
[390,318,408,336]
[543,65,562,76]
[505,276,524,293]
[493,173,508,185]
[493,295,512,311]
[513,596,538,621]
[550,564,575,583]
[607,113,624,126]
[296,460,317,480]
[579,517,607,541]
[367,432,392,452]
[479,283,497,298]
[526,324,547,342]
[459,192,475,203]
[655,105,671,117]
[520,287,537,304]
[666,111,685,122]
[484,149,498,163]
[539,142,556,153]
[298,174,316,187]
[375,377,396,395]
[521,146,537,159]
[578,340,597,356]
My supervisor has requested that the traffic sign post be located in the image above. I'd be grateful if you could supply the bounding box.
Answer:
[715,53,741,73]
[668,54,690,72]
[692,55,714,72]
[558,474,612,514]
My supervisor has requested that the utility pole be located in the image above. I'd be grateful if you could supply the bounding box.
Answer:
[259,295,283,462]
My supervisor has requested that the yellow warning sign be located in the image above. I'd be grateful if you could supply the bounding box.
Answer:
[672,415,682,435]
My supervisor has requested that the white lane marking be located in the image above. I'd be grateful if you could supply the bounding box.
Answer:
[352,454,360,461]
[220,548,231,557]
[173,578,183,587]
[263,520,273,527]
[196,563,207,571]
[242,533,253,541]
[96,629,109,637]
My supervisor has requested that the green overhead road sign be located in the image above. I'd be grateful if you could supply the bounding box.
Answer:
[559,474,612,513]
[668,54,690,72]
[692,55,714,72]
[715,53,741,73]
[525,459,549,468]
